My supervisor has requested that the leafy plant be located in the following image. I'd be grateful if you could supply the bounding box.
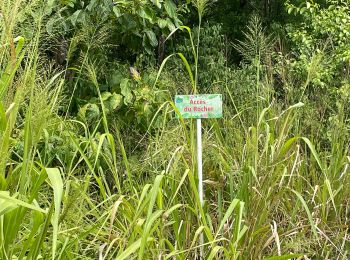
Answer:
[46,0,183,54]
[1,0,350,259]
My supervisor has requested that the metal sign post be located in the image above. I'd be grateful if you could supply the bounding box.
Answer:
[175,94,222,258]
[197,118,203,206]
[196,117,204,259]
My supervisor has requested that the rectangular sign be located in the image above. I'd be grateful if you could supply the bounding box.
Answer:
[175,94,222,119]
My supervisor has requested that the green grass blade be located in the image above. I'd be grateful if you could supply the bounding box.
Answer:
[264,254,304,260]
[290,189,318,239]
[0,191,46,215]
[301,137,324,174]
[46,168,64,259]
[215,199,239,239]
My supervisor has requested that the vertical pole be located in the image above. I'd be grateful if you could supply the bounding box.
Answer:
[197,118,203,205]
[196,118,204,258]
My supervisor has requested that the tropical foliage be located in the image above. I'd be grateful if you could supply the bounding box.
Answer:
[0,0,349,259]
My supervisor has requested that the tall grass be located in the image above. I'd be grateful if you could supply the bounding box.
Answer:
[0,0,349,259]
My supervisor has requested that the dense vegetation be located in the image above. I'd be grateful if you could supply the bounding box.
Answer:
[1,0,349,259]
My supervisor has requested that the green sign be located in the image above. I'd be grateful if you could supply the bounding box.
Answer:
[175,94,222,119]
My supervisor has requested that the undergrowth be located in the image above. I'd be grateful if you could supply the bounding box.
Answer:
[0,0,349,259]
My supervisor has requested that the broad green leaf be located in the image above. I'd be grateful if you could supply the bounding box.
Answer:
[101,91,112,101]
[164,0,177,18]
[113,6,122,17]
[0,197,17,216]
[145,30,158,47]
[70,10,82,26]
[0,191,46,215]
[107,93,123,111]
[120,78,133,105]
[157,18,168,29]
[46,168,64,259]
[79,103,100,122]
[264,254,304,260]
[151,0,161,8]
[138,7,155,22]
[166,18,176,32]
[87,0,98,10]
[46,18,55,34]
